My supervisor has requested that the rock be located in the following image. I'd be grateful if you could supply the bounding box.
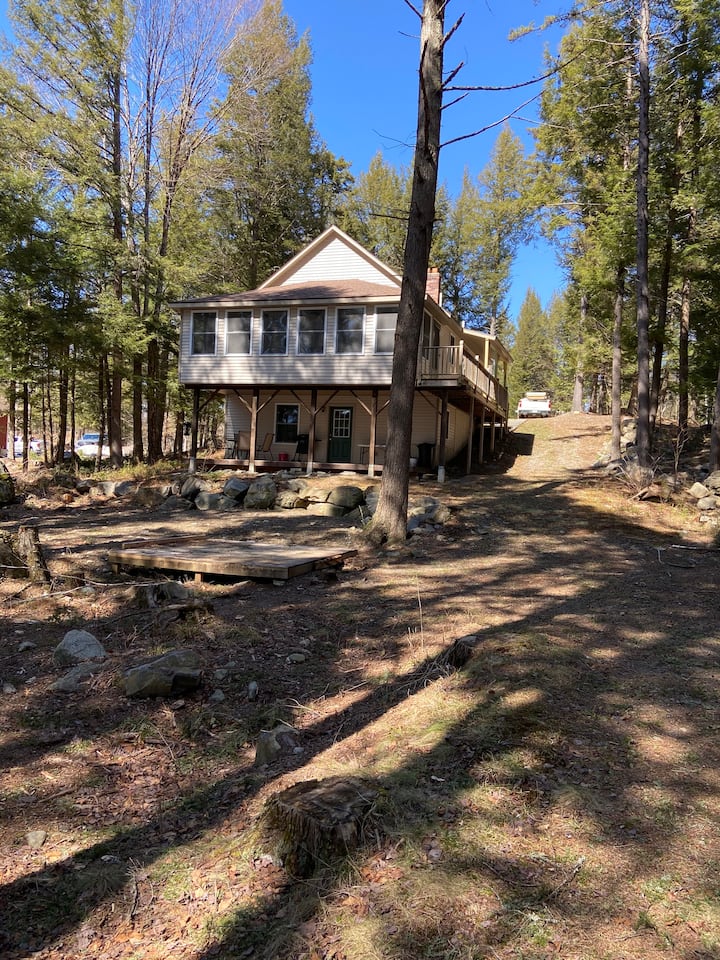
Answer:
[158,495,196,512]
[287,653,306,663]
[195,491,223,511]
[124,648,202,699]
[26,830,47,849]
[306,502,347,518]
[114,481,137,497]
[276,490,305,509]
[180,475,210,501]
[18,641,36,652]
[689,482,710,499]
[244,479,277,510]
[208,689,225,703]
[705,471,720,491]
[135,487,166,508]
[223,476,251,502]
[697,495,718,511]
[90,481,118,498]
[217,495,243,511]
[254,722,298,767]
[247,680,259,701]
[156,581,191,602]
[50,662,104,693]
[327,485,364,510]
[3,682,17,694]
[53,630,107,667]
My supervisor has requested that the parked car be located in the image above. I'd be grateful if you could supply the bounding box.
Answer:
[13,436,42,455]
[517,392,552,418]
[76,432,110,458]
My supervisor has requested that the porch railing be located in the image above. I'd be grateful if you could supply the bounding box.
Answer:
[417,342,508,415]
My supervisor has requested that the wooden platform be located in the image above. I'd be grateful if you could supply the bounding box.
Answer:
[107,535,358,581]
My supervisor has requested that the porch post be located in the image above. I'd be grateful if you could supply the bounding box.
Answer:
[490,410,497,456]
[249,389,259,474]
[189,387,200,474]
[306,388,317,476]
[465,396,475,474]
[437,389,448,483]
[478,405,486,464]
[368,389,378,478]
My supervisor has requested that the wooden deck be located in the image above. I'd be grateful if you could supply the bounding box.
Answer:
[108,535,358,581]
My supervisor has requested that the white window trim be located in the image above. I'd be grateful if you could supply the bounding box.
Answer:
[225,309,253,355]
[190,310,217,356]
[335,306,365,356]
[274,402,300,443]
[296,307,327,355]
[260,309,289,356]
[374,305,398,355]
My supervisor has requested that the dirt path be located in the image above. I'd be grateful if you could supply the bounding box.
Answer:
[1,415,719,960]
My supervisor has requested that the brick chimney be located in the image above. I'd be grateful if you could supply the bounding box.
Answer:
[425,267,441,305]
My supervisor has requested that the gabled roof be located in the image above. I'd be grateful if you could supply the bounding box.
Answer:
[171,279,401,310]
[259,225,402,289]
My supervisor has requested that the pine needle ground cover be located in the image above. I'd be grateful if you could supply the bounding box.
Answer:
[1,414,718,960]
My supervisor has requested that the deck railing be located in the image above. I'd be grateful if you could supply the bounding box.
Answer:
[417,342,508,415]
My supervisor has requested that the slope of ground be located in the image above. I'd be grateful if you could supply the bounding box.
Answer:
[1,414,719,960]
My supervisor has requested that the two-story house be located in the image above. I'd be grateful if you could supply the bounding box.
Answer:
[172,226,511,479]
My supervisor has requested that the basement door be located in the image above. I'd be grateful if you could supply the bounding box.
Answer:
[327,406,353,462]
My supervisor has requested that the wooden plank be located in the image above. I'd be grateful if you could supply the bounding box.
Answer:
[107,537,357,581]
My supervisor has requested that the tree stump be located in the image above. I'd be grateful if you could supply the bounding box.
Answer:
[262,776,378,877]
[0,525,51,583]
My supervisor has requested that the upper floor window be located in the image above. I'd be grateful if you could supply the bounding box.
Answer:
[226,311,251,354]
[191,311,217,355]
[375,306,398,354]
[298,308,326,355]
[336,306,364,354]
[261,309,288,355]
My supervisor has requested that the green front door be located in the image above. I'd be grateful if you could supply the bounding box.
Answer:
[328,406,353,462]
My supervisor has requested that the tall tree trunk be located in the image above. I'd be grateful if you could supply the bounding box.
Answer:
[56,344,69,465]
[571,293,587,413]
[368,0,447,544]
[611,266,625,460]
[635,0,651,470]
[678,273,691,433]
[133,353,144,462]
[710,359,720,473]
[109,63,125,468]
[650,233,673,431]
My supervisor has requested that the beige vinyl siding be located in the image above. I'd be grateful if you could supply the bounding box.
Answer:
[282,237,399,287]
[180,306,397,386]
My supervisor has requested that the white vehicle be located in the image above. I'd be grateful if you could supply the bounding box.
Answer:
[13,436,42,455]
[76,432,110,458]
[517,392,552,418]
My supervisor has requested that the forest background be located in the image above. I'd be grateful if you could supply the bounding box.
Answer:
[1,0,719,467]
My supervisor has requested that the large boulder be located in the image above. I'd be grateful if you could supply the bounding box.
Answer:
[223,476,251,502]
[327,485,364,510]
[244,479,277,510]
[53,630,107,667]
[124,648,202,698]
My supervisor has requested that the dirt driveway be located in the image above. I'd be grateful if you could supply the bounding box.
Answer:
[1,414,719,960]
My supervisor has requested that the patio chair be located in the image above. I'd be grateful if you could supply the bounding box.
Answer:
[256,432,274,457]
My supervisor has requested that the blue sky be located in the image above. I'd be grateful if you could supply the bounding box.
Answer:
[283,0,569,319]
[1,0,568,320]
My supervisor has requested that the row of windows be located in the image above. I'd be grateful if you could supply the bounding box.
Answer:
[191,306,398,357]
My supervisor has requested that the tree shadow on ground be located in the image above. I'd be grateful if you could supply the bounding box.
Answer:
[1,442,718,958]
